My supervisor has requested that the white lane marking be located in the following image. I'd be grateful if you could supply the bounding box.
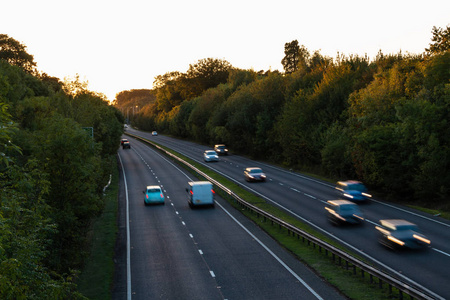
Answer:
[189,234,194,238]
[304,193,316,199]
[118,154,132,300]
[199,250,203,255]
[432,248,450,257]
[370,199,450,228]
[215,201,324,300]
[182,221,186,226]
[210,271,216,278]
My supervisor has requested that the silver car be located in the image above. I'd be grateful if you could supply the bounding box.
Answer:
[203,150,219,162]
[244,167,266,182]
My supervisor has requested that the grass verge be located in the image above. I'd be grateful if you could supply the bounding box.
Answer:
[77,162,119,299]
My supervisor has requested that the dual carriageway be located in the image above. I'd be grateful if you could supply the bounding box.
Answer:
[113,127,450,299]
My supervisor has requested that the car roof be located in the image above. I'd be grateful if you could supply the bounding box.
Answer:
[380,219,416,230]
[327,200,356,206]
[188,181,212,187]
[337,180,362,186]
[146,185,161,190]
[246,167,262,171]
[215,144,226,147]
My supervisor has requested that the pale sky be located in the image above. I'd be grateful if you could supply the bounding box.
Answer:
[2,0,449,102]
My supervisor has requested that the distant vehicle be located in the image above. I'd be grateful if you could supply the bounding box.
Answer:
[122,141,131,149]
[375,219,431,250]
[203,150,219,162]
[244,167,266,182]
[143,185,165,205]
[152,131,158,136]
[325,200,364,225]
[335,180,371,202]
[121,138,128,145]
[214,144,228,155]
[124,124,128,129]
[186,181,215,208]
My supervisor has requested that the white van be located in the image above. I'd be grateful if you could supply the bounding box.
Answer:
[186,181,215,208]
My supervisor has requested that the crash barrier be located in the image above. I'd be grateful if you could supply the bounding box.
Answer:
[126,133,439,300]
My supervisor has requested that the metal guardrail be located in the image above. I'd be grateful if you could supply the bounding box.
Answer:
[127,133,439,300]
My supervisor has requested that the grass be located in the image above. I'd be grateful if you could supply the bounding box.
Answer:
[77,163,119,300]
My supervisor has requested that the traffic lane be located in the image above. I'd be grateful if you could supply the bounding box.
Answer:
[119,147,223,299]
[129,137,345,299]
[177,204,339,300]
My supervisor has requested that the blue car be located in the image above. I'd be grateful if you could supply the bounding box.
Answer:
[325,200,364,225]
[143,185,165,205]
[335,180,371,202]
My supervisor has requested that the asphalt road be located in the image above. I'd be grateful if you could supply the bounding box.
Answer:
[112,135,346,300]
[124,128,450,300]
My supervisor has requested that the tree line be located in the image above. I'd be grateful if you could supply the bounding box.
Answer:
[115,26,449,208]
[1,34,123,298]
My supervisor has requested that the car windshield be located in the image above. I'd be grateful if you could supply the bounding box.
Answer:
[206,151,216,155]
[217,146,225,149]
[395,224,418,231]
[147,188,161,193]
[250,169,262,173]
[346,183,366,192]
[340,205,356,211]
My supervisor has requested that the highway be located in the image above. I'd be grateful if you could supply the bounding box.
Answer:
[112,134,345,299]
[124,127,450,299]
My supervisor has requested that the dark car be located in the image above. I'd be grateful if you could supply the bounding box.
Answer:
[121,138,128,145]
[122,141,131,149]
[214,144,228,155]
[375,219,431,250]
[244,167,266,182]
[335,180,371,202]
[325,200,364,225]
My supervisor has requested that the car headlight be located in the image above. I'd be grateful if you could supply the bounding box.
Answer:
[387,236,405,246]
[413,234,431,244]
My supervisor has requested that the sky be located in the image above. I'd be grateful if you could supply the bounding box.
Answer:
[2,0,449,102]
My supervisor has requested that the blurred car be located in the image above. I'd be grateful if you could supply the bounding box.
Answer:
[214,144,228,155]
[335,180,371,202]
[122,141,131,149]
[325,200,364,225]
[375,219,431,250]
[121,138,128,145]
[143,185,165,205]
[203,150,219,162]
[244,167,266,182]
[152,131,158,136]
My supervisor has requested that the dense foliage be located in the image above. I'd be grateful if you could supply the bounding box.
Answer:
[116,26,449,208]
[0,35,123,299]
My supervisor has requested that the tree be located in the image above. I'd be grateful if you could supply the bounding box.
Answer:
[184,58,232,98]
[426,25,450,55]
[0,34,36,73]
[281,40,309,74]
